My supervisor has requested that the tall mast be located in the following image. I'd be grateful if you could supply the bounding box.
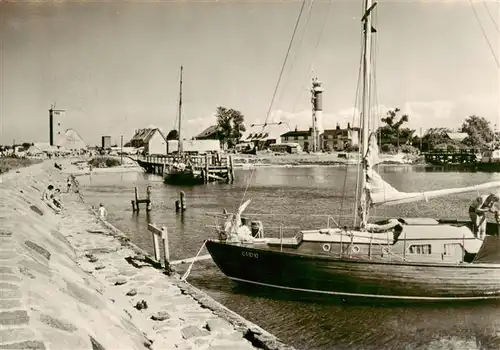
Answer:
[178,65,183,154]
[359,0,377,228]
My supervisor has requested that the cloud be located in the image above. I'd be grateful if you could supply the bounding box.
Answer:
[263,106,394,131]
[403,100,455,131]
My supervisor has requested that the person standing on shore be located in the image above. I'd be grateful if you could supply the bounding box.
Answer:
[66,177,72,193]
[98,203,108,220]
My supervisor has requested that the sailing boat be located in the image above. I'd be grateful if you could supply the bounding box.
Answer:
[164,66,205,185]
[204,0,500,301]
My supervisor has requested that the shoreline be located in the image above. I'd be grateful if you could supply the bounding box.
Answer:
[0,160,293,350]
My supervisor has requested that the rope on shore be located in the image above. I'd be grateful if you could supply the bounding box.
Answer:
[181,241,207,282]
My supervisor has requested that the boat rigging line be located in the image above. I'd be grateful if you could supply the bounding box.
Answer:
[277,0,316,109]
[237,0,308,211]
[482,1,499,34]
[292,0,333,113]
[263,0,307,126]
[469,0,499,67]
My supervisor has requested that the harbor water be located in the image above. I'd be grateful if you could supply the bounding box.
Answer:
[77,165,500,350]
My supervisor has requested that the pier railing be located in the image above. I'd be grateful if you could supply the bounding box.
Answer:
[137,153,230,167]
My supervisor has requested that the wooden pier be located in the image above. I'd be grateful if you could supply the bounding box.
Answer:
[136,153,235,184]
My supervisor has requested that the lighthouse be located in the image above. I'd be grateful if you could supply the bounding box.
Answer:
[311,77,324,152]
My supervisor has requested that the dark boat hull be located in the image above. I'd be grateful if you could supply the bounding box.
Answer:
[163,170,204,186]
[205,240,500,301]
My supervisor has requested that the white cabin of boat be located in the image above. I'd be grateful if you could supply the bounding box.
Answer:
[228,217,485,264]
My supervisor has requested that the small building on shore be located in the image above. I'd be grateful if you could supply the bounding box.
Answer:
[321,123,360,151]
[280,128,314,152]
[279,123,360,152]
[193,125,219,140]
[269,143,301,154]
[420,128,468,151]
[242,122,290,150]
[126,128,167,155]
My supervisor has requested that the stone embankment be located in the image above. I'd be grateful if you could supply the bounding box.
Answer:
[0,161,293,350]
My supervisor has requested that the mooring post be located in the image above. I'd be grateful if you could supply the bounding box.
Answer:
[180,191,186,211]
[204,153,209,184]
[161,227,170,267]
[146,185,152,212]
[148,224,170,270]
[152,227,160,261]
[134,186,139,212]
[228,155,235,183]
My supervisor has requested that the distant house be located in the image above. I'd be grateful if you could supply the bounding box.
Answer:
[26,143,49,156]
[126,128,167,155]
[167,139,221,154]
[241,122,290,150]
[269,143,301,154]
[420,128,468,151]
[280,128,313,152]
[445,132,468,142]
[321,123,360,151]
[194,125,219,140]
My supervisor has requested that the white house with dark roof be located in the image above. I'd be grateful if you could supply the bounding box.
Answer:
[126,128,167,155]
[241,122,291,150]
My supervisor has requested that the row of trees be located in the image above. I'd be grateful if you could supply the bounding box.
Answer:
[376,108,497,153]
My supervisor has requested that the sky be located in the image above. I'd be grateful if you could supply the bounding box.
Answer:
[1,0,499,146]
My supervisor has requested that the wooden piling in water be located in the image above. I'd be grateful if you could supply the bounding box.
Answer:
[132,186,152,212]
[204,153,210,184]
[146,185,152,212]
[134,187,139,212]
[227,155,235,184]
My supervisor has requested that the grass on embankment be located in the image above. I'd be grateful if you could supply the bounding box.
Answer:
[0,156,43,174]
[88,156,121,168]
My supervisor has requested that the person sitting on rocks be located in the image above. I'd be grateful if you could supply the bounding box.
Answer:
[41,184,54,201]
[41,185,61,213]
[52,188,63,209]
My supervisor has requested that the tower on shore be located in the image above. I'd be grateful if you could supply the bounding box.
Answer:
[49,105,65,146]
[311,77,324,152]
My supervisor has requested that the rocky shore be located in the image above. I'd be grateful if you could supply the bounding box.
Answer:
[0,161,293,350]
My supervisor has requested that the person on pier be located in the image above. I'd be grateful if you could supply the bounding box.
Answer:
[469,192,500,239]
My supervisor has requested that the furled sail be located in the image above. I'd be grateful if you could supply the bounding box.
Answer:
[363,133,500,206]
